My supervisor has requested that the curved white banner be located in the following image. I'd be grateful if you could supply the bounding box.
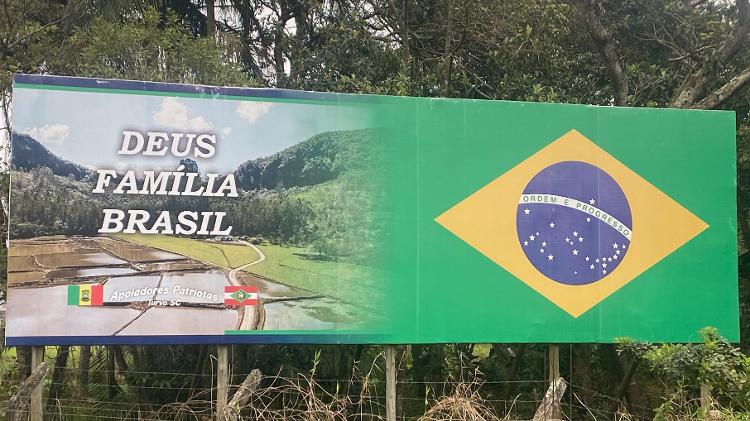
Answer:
[518,193,632,240]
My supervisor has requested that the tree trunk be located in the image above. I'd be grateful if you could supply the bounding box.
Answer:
[46,345,70,411]
[504,344,527,400]
[113,345,128,372]
[78,345,90,396]
[441,0,455,97]
[206,0,216,38]
[274,0,290,87]
[188,345,208,398]
[106,347,120,399]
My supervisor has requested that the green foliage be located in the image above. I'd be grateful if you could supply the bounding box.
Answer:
[620,328,750,417]
[66,8,250,86]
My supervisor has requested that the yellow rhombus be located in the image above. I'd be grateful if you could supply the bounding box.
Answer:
[435,130,708,317]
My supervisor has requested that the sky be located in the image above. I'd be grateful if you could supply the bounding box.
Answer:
[12,87,370,175]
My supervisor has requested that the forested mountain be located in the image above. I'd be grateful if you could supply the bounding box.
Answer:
[9,128,378,261]
[233,129,375,190]
[11,133,93,180]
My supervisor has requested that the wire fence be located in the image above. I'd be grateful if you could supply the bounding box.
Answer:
[0,345,678,420]
[0,367,650,421]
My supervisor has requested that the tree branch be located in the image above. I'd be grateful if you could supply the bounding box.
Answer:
[721,0,750,63]
[672,0,750,107]
[694,64,750,108]
[578,0,629,106]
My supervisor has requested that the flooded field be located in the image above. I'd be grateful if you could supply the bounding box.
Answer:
[9,242,76,256]
[92,237,186,262]
[6,235,378,339]
[8,255,41,272]
[8,271,46,284]
[116,307,239,335]
[35,252,128,268]
[156,270,229,304]
[137,261,210,272]
[6,285,143,337]
[46,267,139,279]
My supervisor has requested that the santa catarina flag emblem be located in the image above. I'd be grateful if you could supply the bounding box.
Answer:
[67,284,104,306]
[224,286,258,306]
[436,130,708,317]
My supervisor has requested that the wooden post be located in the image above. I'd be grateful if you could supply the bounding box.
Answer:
[216,345,230,420]
[548,344,561,420]
[8,362,49,421]
[385,345,397,421]
[700,383,714,418]
[30,346,44,421]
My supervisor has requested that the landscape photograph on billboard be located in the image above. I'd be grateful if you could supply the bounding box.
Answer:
[6,76,386,344]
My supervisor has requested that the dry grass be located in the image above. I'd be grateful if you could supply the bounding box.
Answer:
[418,380,506,421]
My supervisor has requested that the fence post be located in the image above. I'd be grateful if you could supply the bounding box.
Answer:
[385,345,397,421]
[216,345,230,420]
[30,346,44,421]
[548,344,561,420]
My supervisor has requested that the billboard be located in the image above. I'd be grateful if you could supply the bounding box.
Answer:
[5,74,738,345]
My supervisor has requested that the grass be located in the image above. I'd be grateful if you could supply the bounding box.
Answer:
[114,233,260,269]
[114,233,381,308]
[247,243,381,308]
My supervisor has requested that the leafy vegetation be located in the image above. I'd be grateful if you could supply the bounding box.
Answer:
[619,328,750,419]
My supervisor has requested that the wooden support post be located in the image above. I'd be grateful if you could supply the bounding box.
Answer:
[700,383,715,419]
[548,344,561,420]
[216,345,230,420]
[385,345,397,421]
[548,344,560,381]
[30,346,44,421]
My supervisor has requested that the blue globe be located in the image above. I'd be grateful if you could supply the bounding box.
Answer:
[516,161,632,285]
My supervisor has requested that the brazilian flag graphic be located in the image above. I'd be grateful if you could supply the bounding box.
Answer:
[376,99,738,343]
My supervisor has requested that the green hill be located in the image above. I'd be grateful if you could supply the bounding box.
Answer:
[233,129,376,190]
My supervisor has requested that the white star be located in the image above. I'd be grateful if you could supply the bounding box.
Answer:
[548,255,554,261]
[596,258,600,263]
[529,235,535,241]
[536,232,540,236]
[590,264,595,269]
[572,249,579,255]
[565,237,570,242]
[622,244,627,249]
[585,256,590,261]
[613,243,619,249]
[573,231,578,237]
[574,271,578,275]
[549,222,555,228]
[540,248,545,253]
[602,263,607,268]
[523,241,529,246]
[603,269,607,274]
[589,198,596,205]
[608,257,612,262]
[616,250,621,255]
[542,241,547,247]
[524,209,530,215]
[579,237,584,242]
[586,217,591,222]
[613,255,618,260]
